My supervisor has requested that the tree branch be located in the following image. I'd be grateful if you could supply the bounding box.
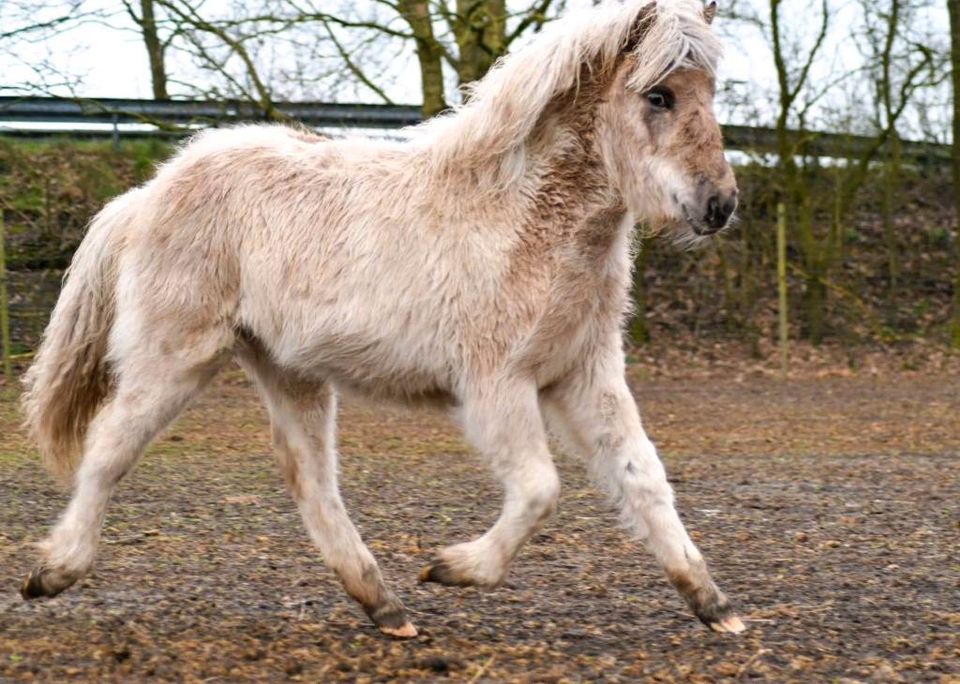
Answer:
[320,19,395,104]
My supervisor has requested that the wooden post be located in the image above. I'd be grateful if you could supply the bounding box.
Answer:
[0,210,13,391]
[777,203,789,378]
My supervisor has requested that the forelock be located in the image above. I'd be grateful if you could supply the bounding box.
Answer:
[625,0,723,93]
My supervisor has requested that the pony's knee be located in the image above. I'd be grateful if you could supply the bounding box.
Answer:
[516,461,561,523]
[538,468,561,517]
[591,437,674,507]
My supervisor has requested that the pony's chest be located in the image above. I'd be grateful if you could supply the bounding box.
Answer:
[521,259,632,384]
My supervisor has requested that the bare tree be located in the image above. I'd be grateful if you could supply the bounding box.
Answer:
[768,0,833,343]
[0,0,87,42]
[146,1,566,118]
[950,0,960,347]
[122,0,172,100]
[307,0,563,115]
[0,1,100,95]
[398,0,448,115]
[839,0,938,291]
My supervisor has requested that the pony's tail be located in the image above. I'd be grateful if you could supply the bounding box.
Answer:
[21,193,134,482]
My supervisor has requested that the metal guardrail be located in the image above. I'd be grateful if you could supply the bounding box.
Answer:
[0,96,951,165]
[722,124,950,166]
[0,97,421,129]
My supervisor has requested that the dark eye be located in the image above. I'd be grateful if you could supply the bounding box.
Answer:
[646,87,675,111]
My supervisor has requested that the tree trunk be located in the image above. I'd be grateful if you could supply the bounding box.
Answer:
[0,211,12,390]
[140,0,168,99]
[777,202,789,376]
[879,0,901,296]
[739,208,763,358]
[795,201,828,345]
[398,0,448,117]
[454,0,507,87]
[805,273,827,344]
[949,0,960,348]
[881,133,901,294]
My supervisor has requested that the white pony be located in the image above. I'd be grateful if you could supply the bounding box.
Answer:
[22,0,742,638]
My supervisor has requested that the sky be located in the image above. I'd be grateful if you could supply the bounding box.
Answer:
[0,0,952,140]
[4,0,771,101]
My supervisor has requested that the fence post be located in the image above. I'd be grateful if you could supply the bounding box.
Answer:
[112,114,121,151]
[0,209,13,391]
[777,202,789,378]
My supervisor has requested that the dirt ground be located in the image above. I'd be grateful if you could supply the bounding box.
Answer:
[1,365,958,682]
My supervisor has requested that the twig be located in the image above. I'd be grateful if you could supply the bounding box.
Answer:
[737,648,771,679]
[103,529,161,545]
[468,654,495,683]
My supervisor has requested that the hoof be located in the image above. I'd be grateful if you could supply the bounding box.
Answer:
[708,614,747,634]
[667,566,744,635]
[364,592,416,638]
[20,566,76,600]
[693,599,746,634]
[419,558,458,585]
[379,622,418,639]
[418,555,502,588]
[418,558,476,587]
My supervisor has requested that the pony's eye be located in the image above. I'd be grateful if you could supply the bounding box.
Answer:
[646,88,675,111]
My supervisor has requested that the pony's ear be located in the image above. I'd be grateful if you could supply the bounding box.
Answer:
[703,0,718,24]
[623,1,657,53]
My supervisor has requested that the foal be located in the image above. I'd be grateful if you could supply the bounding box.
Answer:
[22,0,744,637]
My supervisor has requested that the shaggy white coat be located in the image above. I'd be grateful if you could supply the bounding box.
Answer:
[22,0,744,636]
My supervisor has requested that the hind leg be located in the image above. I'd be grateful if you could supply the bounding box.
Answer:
[22,338,228,599]
[237,345,416,638]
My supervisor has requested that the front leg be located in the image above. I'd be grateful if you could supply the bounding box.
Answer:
[543,348,745,634]
[420,379,561,588]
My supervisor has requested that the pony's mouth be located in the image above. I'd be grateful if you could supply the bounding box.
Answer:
[680,204,722,236]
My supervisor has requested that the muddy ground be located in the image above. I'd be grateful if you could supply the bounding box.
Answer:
[1,367,958,682]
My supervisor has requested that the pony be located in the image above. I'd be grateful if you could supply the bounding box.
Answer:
[21,0,743,638]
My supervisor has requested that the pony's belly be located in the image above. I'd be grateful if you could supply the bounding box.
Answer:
[272,330,457,406]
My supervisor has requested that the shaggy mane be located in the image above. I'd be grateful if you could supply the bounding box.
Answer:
[413,0,722,180]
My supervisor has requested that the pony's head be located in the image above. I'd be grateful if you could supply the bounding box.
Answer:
[418,0,736,240]
[598,0,736,239]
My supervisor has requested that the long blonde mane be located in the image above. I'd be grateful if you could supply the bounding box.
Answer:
[414,0,722,180]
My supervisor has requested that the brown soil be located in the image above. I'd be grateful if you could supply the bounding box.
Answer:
[1,367,958,682]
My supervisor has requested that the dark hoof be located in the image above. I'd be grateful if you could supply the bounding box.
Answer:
[419,555,504,588]
[364,595,417,639]
[667,567,746,635]
[419,558,454,585]
[418,558,474,587]
[20,566,75,600]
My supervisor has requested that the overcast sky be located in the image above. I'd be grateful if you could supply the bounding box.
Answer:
[4,0,775,101]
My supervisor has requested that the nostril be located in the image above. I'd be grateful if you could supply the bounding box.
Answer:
[706,194,719,215]
[705,194,722,228]
[721,196,737,220]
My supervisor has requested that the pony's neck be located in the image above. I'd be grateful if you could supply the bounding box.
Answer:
[523,96,628,243]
